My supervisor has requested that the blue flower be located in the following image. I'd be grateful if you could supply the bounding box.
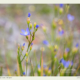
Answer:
[20,28,30,36]
[76,43,79,48]
[23,43,25,46]
[31,43,33,46]
[67,14,74,21]
[49,67,51,70]
[38,64,41,69]
[36,25,39,29]
[28,13,31,17]
[59,4,64,8]
[43,65,47,68]
[43,40,49,46]
[59,30,64,36]
[65,48,70,52]
[60,58,71,68]
[23,72,25,75]
[64,61,70,68]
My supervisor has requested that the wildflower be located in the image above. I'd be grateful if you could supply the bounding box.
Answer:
[67,14,74,21]
[43,40,49,46]
[59,30,64,36]
[43,74,46,76]
[20,28,30,36]
[76,43,79,48]
[28,12,31,17]
[36,25,39,29]
[23,72,25,75]
[65,48,70,53]
[31,43,33,46]
[60,58,73,68]
[59,4,64,8]
[23,43,25,46]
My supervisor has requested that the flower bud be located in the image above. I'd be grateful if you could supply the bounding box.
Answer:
[30,23,32,29]
[26,52,28,57]
[59,8,63,15]
[34,22,36,28]
[27,17,30,24]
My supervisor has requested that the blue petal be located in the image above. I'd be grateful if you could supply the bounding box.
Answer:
[21,29,25,33]
[43,40,49,45]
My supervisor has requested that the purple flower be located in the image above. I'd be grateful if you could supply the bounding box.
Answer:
[36,25,39,29]
[76,43,79,48]
[28,13,31,17]
[43,40,49,46]
[38,64,41,69]
[23,72,25,75]
[60,58,73,68]
[23,43,25,46]
[59,30,64,36]
[31,43,33,46]
[43,65,47,68]
[20,28,30,36]
[67,14,74,21]
[59,4,64,8]
[65,48,70,52]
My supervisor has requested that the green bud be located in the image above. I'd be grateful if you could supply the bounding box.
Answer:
[30,23,32,29]
[59,8,63,15]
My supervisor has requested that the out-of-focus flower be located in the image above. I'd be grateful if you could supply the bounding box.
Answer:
[23,43,25,46]
[20,28,30,36]
[59,4,64,8]
[76,43,79,48]
[27,17,30,24]
[67,14,74,21]
[58,19,63,25]
[34,22,36,28]
[37,65,41,74]
[59,30,64,36]
[36,25,39,29]
[65,48,70,53]
[23,72,25,75]
[22,43,25,51]
[43,40,49,46]
[28,12,31,17]
[60,58,73,68]
[31,43,33,46]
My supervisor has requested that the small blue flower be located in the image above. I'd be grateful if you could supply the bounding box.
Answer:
[23,43,25,46]
[60,58,73,68]
[59,4,64,8]
[43,65,47,68]
[64,61,70,68]
[65,48,70,52]
[36,25,39,29]
[38,64,41,69]
[49,67,51,70]
[31,43,33,46]
[59,30,64,36]
[23,72,25,75]
[43,40,49,46]
[20,28,30,36]
[67,14,74,21]
[76,43,79,48]
[28,13,31,17]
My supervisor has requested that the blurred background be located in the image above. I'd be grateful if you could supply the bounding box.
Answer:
[0,4,80,76]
